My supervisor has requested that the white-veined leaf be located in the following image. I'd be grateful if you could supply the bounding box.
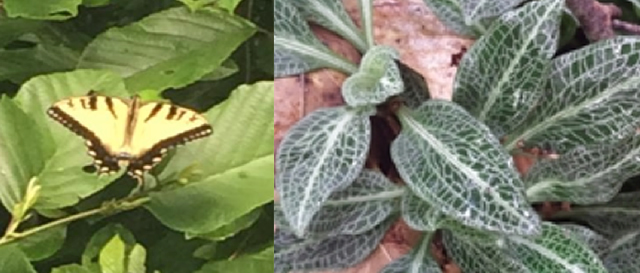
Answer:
[458,0,526,25]
[276,106,372,237]
[422,0,480,37]
[292,0,367,52]
[274,0,357,77]
[276,170,403,236]
[453,0,562,137]
[391,100,540,236]
[380,233,440,273]
[559,224,610,258]
[342,46,403,107]
[274,219,391,273]
[505,37,640,152]
[401,191,445,231]
[397,61,430,109]
[602,230,640,272]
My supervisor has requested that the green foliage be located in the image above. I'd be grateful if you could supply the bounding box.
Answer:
[0,0,273,272]
[275,0,640,272]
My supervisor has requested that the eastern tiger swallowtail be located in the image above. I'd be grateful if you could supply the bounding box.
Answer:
[47,93,212,180]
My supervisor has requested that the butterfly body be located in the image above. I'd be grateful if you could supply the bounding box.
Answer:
[47,94,212,179]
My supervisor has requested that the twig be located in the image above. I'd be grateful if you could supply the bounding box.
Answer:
[612,19,640,35]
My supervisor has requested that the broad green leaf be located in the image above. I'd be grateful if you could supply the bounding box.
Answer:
[146,232,206,273]
[11,225,66,261]
[82,224,136,266]
[178,0,242,11]
[508,222,607,273]
[525,138,640,204]
[380,234,441,273]
[78,7,255,92]
[195,246,273,273]
[559,224,610,257]
[127,245,146,273]
[397,61,430,109]
[0,16,43,47]
[453,0,562,137]
[207,204,274,259]
[99,235,126,273]
[4,0,81,20]
[505,37,640,152]
[14,70,128,210]
[0,97,49,212]
[190,208,261,241]
[276,170,403,236]
[0,45,80,83]
[274,0,357,77]
[422,0,480,37]
[276,106,372,237]
[342,46,403,107]
[147,82,273,234]
[51,264,95,273]
[392,100,540,235]
[603,230,640,272]
[444,230,530,273]
[0,245,36,273]
[555,192,640,239]
[275,220,391,273]
[82,0,110,7]
[292,0,367,52]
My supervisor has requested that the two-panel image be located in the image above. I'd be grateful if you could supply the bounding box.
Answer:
[0,0,639,272]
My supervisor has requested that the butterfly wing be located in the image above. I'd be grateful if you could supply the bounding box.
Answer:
[47,95,130,175]
[126,101,212,177]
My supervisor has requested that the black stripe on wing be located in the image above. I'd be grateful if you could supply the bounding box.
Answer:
[47,106,121,175]
[127,124,213,178]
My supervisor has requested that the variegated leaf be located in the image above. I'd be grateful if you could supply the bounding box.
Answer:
[276,106,372,237]
[559,224,610,257]
[274,0,357,77]
[453,0,562,137]
[292,0,367,52]
[401,191,445,232]
[396,61,430,109]
[380,233,441,273]
[603,230,640,273]
[422,0,480,37]
[342,46,403,107]
[505,36,640,152]
[525,137,640,204]
[458,0,527,25]
[391,100,540,236]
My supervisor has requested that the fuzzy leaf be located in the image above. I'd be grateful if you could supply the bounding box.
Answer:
[276,106,372,237]
[506,36,640,152]
[525,138,640,204]
[342,46,403,107]
[275,220,391,273]
[391,100,540,235]
[453,0,562,137]
[380,234,441,273]
[276,170,403,236]
[78,7,255,92]
[274,0,357,77]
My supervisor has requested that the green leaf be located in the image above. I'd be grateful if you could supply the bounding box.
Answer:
[291,0,367,52]
[421,0,480,37]
[391,100,540,236]
[276,170,403,237]
[380,234,441,273]
[4,0,82,20]
[509,222,607,272]
[196,246,273,273]
[506,36,640,152]
[276,106,373,237]
[147,82,273,234]
[99,235,126,273]
[127,245,146,273]
[274,0,357,77]
[0,245,36,273]
[191,207,261,241]
[0,45,80,83]
[401,191,445,231]
[602,230,640,272]
[397,61,430,109]
[51,264,95,273]
[342,46,403,107]
[78,7,256,92]
[458,0,526,25]
[82,224,136,266]
[178,0,243,11]
[453,0,562,137]
[146,231,206,273]
[13,69,129,210]
[558,224,610,257]
[11,225,66,261]
[275,220,391,273]
[0,97,49,212]
[443,230,530,273]
[525,137,640,204]
[0,16,43,47]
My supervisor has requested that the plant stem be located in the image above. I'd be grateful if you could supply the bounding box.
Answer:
[0,196,150,245]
